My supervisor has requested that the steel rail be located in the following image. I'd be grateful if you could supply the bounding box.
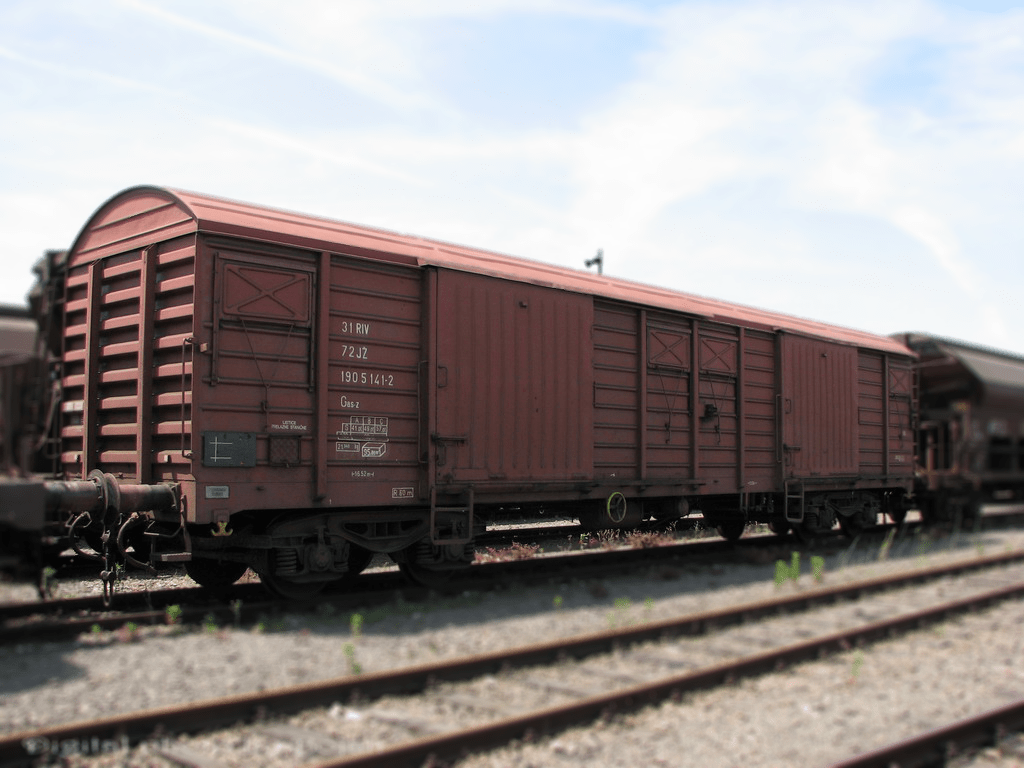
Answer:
[21,505,1017,626]
[0,526,804,640]
[1,551,1023,767]
[0,526,714,621]
[827,698,1024,768]
[296,580,1024,768]
[3,539,1022,646]
[0,584,259,620]
[3,511,876,621]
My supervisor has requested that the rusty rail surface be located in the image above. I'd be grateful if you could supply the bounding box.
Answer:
[4,540,1021,646]
[2,550,1023,767]
[828,698,1024,768]
[0,526,814,643]
[16,506,1024,632]
[297,580,1024,768]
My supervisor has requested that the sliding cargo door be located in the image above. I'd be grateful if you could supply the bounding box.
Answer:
[204,247,424,510]
[693,322,741,488]
[780,335,858,478]
[322,256,423,506]
[433,270,593,487]
[857,351,915,480]
[207,250,316,474]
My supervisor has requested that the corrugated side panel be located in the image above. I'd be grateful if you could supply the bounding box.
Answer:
[61,237,196,481]
[696,322,740,487]
[782,336,858,477]
[594,303,639,480]
[857,352,886,475]
[886,357,915,475]
[202,245,316,489]
[857,352,916,479]
[644,311,690,480]
[198,244,423,509]
[742,330,778,490]
[643,313,692,481]
[324,257,423,502]
[436,271,593,484]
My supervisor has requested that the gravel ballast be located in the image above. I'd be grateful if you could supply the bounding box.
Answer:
[2,525,1024,767]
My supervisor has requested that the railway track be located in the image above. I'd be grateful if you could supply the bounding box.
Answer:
[25,520,613,581]
[0,524,820,644]
[2,548,1023,767]
[8,505,1021,620]
[5,510,1022,646]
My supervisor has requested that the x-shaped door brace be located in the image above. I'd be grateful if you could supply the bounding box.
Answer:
[224,266,308,322]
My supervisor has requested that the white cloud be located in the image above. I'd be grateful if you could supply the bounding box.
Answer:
[1,0,1022,356]
[520,0,1024,351]
[0,43,166,93]
[119,0,442,112]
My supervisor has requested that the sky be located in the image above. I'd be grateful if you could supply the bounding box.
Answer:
[2,0,1023,355]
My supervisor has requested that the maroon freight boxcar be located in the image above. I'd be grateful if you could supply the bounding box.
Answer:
[50,186,915,596]
[896,333,1024,520]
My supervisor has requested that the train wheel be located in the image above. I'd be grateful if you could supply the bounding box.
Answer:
[917,495,938,524]
[577,508,603,530]
[838,515,867,538]
[398,560,455,591]
[883,492,908,525]
[651,497,690,523]
[953,496,982,530]
[335,544,376,586]
[82,530,105,556]
[768,518,790,536]
[260,571,328,601]
[348,544,375,576]
[792,518,829,545]
[792,525,819,545]
[716,521,745,542]
[185,559,248,592]
[579,494,644,530]
[127,530,152,561]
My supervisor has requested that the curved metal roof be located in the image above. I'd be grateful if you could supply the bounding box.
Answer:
[897,333,1024,409]
[69,186,913,356]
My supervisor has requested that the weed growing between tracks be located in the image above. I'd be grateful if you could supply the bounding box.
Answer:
[774,553,801,587]
[878,529,897,561]
[116,622,140,643]
[78,621,146,645]
[604,596,657,629]
[773,553,826,587]
[252,615,287,634]
[476,542,540,562]
[39,566,57,599]
[343,642,362,674]
[848,649,865,684]
[203,613,218,635]
[624,529,679,549]
[344,612,365,673]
